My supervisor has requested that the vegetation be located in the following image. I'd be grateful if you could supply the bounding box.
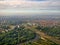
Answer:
[36,25,60,38]
[21,38,58,45]
[0,26,36,45]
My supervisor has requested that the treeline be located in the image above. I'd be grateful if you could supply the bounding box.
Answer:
[0,27,36,45]
[36,25,60,37]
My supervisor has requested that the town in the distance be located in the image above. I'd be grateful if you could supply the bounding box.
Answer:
[0,15,60,45]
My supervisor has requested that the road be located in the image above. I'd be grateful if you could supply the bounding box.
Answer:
[25,26,60,45]
[17,33,39,45]
[32,29,60,45]
[17,26,60,45]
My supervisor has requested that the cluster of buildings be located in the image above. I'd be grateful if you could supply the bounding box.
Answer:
[39,20,60,27]
[0,25,15,33]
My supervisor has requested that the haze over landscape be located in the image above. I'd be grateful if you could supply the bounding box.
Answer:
[0,0,60,45]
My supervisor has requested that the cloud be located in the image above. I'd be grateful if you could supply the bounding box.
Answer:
[0,0,4,1]
[0,0,60,16]
[27,0,47,1]
[0,0,60,11]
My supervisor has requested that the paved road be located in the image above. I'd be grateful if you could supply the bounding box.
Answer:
[17,26,60,45]
[32,29,60,45]
[17,34,39,45]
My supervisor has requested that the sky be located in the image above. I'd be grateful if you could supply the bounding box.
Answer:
[0,0,60,15]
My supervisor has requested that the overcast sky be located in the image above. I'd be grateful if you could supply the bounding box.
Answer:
[0,0,60,15]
